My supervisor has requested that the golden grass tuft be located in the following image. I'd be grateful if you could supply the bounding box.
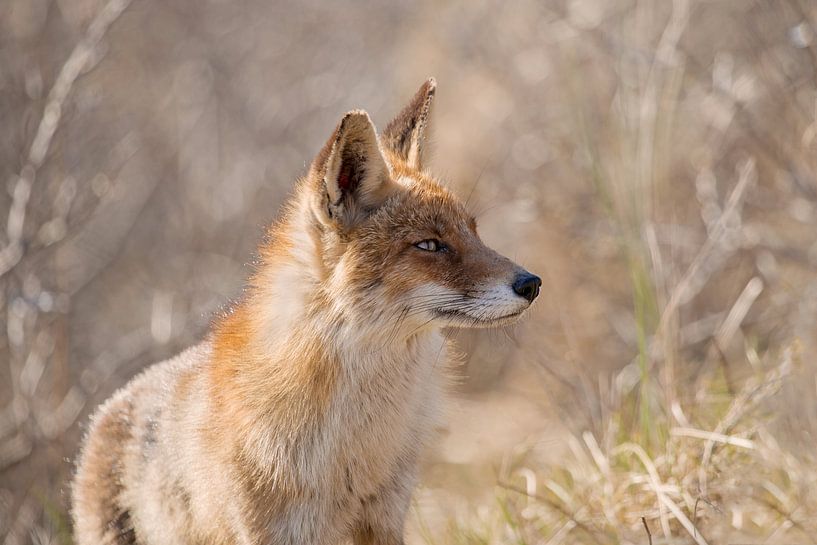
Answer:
[435,344,817,544]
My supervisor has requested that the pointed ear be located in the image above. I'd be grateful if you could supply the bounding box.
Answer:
[382,78,436,169]
[311,110,393,230]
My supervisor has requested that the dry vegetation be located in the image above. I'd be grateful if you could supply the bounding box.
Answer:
[2,1,817,544]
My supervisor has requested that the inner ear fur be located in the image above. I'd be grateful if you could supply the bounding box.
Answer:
[310,110,393,229]
[382,77,436,170]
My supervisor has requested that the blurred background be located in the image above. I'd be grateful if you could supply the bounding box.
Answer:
[2,0,817,543]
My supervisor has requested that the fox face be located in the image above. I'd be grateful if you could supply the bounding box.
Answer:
[303,79,540,333]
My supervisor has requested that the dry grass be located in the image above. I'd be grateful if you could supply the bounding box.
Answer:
[435,345,816,544]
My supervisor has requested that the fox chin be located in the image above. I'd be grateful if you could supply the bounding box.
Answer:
[71,78,541,545]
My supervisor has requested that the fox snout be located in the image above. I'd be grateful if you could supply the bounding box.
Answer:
[512,271,542,303]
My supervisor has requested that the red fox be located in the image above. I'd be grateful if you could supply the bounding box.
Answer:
[71,79,541,545]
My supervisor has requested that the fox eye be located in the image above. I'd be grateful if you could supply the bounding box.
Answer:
[415,239,444,252]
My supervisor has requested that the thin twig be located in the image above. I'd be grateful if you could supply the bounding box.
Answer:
[641,517,652,545]
[652,157,756,359]
[714,276,764,350]
[0,0,133,278]
[670,427,756,449]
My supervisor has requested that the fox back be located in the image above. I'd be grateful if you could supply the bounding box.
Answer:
[71,79,541,545]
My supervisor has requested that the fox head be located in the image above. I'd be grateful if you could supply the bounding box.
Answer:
[258,79,540,338]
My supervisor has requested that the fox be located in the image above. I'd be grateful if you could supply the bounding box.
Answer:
[71,78,541,545]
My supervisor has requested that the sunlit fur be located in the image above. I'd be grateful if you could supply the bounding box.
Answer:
[71,79,538,545]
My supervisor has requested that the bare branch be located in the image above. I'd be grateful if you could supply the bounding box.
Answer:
[0,0,133,278]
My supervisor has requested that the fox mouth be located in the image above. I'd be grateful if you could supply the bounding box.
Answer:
[433,307,527,327]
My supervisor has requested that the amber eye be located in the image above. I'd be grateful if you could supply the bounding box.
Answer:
[415,239,444,252]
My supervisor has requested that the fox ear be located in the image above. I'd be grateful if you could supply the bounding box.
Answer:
[311,110,393,229]
[382,78,436,170]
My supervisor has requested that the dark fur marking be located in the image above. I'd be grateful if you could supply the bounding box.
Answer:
[109,507,137,545]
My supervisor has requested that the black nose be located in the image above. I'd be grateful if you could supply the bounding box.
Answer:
[512,272,541,303]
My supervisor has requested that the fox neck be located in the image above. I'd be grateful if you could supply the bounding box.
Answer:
[210,183,441,419]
